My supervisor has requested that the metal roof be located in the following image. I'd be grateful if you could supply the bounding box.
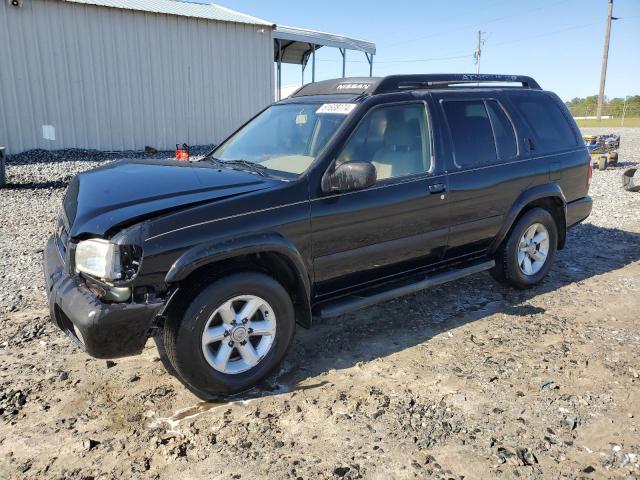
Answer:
[61,0,274,26]
[274,25,376,65]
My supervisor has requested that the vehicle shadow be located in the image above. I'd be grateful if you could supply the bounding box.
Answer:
[156,223,640,402]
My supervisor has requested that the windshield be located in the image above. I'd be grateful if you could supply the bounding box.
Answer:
[211,103,351,176]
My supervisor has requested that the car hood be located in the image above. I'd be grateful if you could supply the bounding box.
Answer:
[63,159,277,237]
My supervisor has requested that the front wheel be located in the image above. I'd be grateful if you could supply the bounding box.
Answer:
[491,208,558,289]
[164,272,295,399]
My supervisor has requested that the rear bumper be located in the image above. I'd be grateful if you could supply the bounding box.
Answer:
[566,196,592,228]
[44,235,162,359]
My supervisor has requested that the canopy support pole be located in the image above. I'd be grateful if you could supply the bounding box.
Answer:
[339,48,346,78]
[311,44,316,82]
[276,39,282,101]
[365,52,373,77]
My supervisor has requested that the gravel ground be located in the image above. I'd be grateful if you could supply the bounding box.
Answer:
[0,129,638,479]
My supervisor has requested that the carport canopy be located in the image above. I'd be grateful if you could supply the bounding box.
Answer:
[273,25,376,100]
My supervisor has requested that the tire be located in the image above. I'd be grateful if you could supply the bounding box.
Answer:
[490,208,558,289]
[164,272,295,399]
[597,156,608,170]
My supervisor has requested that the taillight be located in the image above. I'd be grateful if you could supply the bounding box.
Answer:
[587,157,593,187]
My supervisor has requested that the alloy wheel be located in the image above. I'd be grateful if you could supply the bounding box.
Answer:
[517,223,549,276]
[201,295,276,374]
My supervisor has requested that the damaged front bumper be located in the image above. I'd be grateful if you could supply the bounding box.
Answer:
[44,235,163,359]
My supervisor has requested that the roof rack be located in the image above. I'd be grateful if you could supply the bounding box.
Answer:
[372,74,541,94]
[288,74,541,99]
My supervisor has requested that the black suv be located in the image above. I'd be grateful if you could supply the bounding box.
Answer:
[44,74,592,398]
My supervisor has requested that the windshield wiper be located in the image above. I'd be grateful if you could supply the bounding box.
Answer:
[220,159,268,177]
[201,156,268,177]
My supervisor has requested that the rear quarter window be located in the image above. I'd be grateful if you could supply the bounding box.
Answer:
[509,93,578,154]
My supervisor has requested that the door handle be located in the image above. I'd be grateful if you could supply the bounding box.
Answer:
[428,183,446,194]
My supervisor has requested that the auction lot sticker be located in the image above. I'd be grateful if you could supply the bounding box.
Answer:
[316,103,357,115]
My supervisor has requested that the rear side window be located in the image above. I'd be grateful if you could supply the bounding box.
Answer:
[510,94,577,153]
[442,100,497,168]
[486,100,517,161]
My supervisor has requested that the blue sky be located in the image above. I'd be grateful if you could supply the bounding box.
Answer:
[210,0,639,101]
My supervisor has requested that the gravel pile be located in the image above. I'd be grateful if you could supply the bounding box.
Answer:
[0,146,212,313]
[0,130,638,479]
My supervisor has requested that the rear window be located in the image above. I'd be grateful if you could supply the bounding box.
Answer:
[510,94,577,153]
[442,100,497,168]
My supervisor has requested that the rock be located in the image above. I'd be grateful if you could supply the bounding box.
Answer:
[59,371,69,381]
[127,414,142,422]
[563,415,578,430]
[83,439,99,451]
[273,440,285,448]
[333,466,350,477]
[582,465,595,473]
[540,380,556,390]
[127,374,140,382]
[105,360,117,368]
[517,448,536,466]
[615,451,630,468]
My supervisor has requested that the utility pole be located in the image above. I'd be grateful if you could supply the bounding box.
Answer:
[474,31,484,74]
[597,0,615,120]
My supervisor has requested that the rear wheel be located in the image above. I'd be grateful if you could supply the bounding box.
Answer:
[164,272,295,399]
[491,208,558,289]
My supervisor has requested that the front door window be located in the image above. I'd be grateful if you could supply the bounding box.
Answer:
[336,103,431,181]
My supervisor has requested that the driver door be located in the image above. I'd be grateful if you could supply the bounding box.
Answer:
[310,101,450,296]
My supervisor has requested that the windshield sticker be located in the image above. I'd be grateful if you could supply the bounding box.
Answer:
[316,103,357,115]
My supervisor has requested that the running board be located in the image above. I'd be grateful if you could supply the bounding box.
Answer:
[316,260,495,319]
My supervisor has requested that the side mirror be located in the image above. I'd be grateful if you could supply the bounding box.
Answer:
[323,162,377,193]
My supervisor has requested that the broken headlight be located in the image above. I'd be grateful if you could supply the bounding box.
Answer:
[75,239,121,280]
[75,239,141,281]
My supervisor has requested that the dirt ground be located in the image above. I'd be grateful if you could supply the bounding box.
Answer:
[0,129,639,479]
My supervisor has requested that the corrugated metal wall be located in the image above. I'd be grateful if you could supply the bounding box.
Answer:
[0,0,274,154]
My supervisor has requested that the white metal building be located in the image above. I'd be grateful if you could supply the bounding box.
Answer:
[0,0,375,154]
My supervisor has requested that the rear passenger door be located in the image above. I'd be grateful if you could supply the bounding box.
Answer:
[435,91,544,259]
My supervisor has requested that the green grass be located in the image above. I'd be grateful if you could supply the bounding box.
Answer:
[575,117,640,128]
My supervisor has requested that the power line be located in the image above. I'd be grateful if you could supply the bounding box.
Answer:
[381,0,573,47]
[489,20,603,48]
[372,0,513,41]
[315,52,474,65]
[313,20,604,67]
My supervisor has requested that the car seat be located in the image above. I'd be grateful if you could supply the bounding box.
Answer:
[371,120,423,179]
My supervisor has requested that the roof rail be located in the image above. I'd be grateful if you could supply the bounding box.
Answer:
[372,74,541,94]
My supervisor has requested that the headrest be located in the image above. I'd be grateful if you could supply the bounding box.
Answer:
[384,121,413,147]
